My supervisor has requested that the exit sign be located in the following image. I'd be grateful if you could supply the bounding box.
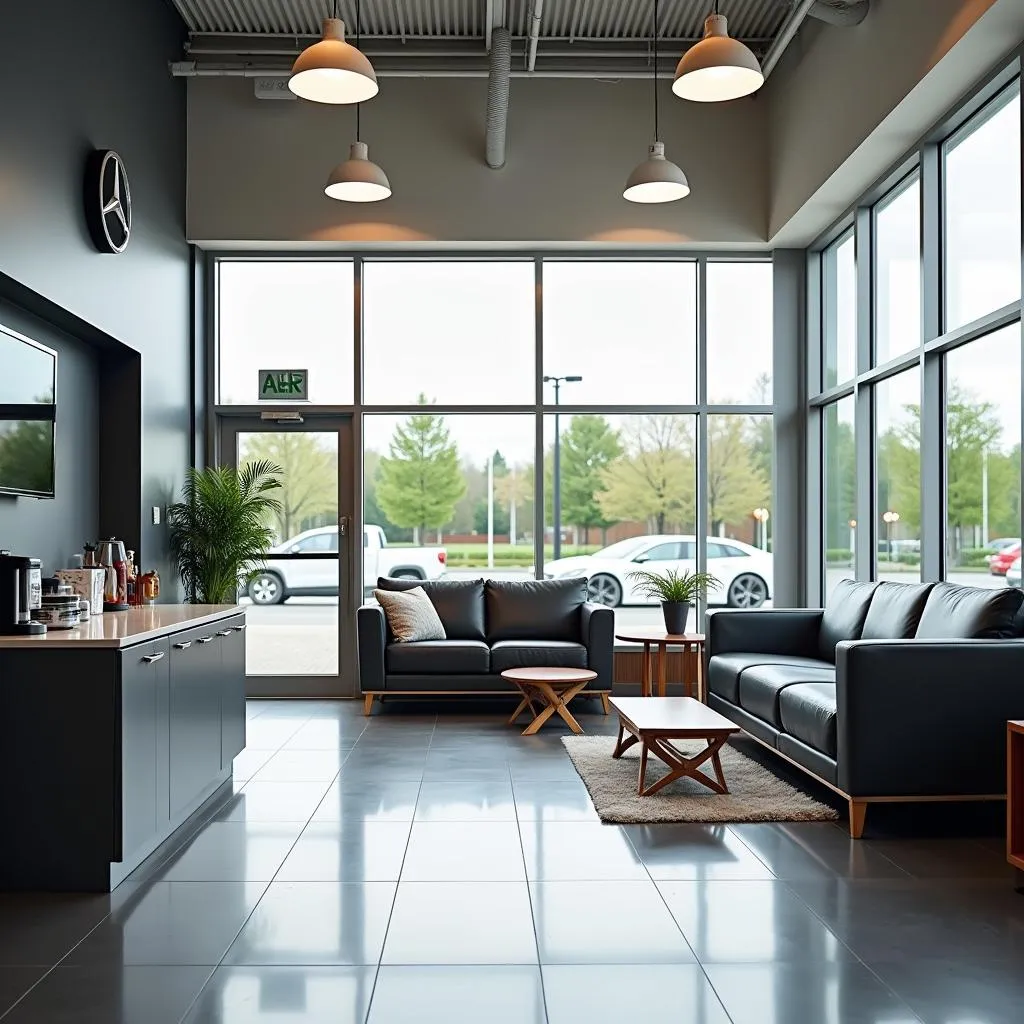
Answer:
[258,369,308,401]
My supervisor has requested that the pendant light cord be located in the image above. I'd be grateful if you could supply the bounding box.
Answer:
[355,0,362,141]
[652,0,660,142]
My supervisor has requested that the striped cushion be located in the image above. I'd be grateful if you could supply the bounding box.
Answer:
[374,586,446,643]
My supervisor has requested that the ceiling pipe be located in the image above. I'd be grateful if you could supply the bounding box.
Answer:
[809,1,870,27]
[526,0,545,72]
[760,0,816,79]
[485,27,512,168]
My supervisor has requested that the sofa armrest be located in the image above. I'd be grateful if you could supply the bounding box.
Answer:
[837,638,1024,797]
[581,602,614,690]
[706,608,823,659]
[357,604,387,692]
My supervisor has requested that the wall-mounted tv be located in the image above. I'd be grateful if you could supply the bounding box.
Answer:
[0,326,57,499]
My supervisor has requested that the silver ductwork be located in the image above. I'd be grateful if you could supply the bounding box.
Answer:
[810,1,870,27]
[485,27,512,169]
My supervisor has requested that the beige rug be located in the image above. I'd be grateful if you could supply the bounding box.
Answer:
[562,735,839,824]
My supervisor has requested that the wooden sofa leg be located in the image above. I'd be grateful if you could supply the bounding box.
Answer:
[848,800,867,839]
[363,693,376,716]
[600,693,611,715]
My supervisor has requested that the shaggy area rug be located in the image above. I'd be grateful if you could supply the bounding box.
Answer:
[562,735,839,825]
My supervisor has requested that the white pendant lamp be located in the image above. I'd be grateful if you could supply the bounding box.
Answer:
[624,0,689,204]
[289,1,378,104]
[673,3,764,103]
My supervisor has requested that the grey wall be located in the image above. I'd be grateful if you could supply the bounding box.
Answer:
[187,76,768,246]
[0,0,191,585]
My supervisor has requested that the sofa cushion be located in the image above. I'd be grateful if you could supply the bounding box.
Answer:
[860,581,934,640]
[377,577,486,641]
[490,640,588,674]
[485,578,586,642]
[738,663,837,728]
[707,653,836,705]
[818,579,877,663]
[373,586,446,643]
[385,640,490,675]
[778,683,838,758]
[914,581,1024,640]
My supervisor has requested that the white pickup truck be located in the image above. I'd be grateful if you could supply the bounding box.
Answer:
[247,524,447,605]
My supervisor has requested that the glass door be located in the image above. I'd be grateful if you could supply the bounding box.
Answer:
[220,416,355,698]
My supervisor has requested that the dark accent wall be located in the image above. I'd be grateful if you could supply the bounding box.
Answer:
[0,0,191,588]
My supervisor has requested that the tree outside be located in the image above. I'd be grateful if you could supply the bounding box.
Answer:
[558,415,622,544]
[707,416,771,537]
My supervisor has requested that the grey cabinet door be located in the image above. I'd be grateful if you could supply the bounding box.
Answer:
[218,615,247,768]
[169,624,224,818]
[119,637,169,862]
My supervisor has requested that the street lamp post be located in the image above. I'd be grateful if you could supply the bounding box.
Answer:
[544,374,583,561]
[752,507,770,551]
[883,510,900,562]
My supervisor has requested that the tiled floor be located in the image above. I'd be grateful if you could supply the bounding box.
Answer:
[1,698,1023,1023]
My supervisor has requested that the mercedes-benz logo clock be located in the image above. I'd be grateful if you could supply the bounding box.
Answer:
[84,150,132,254]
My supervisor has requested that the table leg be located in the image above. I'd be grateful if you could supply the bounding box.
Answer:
[638,741,650,795]
[521,682,587,736]
[642,643,653,697]
[637,734,731,797]
[657,643,667,698]
[612,724,639,759]
[507,694,537,725]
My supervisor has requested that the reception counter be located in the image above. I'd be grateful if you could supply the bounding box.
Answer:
[0,604,246,891]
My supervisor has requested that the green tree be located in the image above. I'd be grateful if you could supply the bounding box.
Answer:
[559,416,623,542]
[598,415,693,533]
[707,417,771,534]
[0,420,53,495]
[495,463,533,544]
[376,395,466,543]
[363,449,412,543]
[241,432,337,541]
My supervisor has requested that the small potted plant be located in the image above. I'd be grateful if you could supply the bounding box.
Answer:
[626,566,721,635]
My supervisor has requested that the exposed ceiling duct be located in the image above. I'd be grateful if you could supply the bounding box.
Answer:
[809,1,870,28]
[486,27,512,169]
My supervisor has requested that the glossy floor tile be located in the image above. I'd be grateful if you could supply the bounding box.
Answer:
[511,779,599,821]
[152,822,303,882]
[400,822,526,881]
[623,824,776,881]
[368,966,545,1024]
[0,966,49,1016]
[183,966,377,1023]
[0,894,117,965]
[413,777,517,821]
[215,781,333,823]
[275,822,412,882]
[251,750,345,783]
[519,821,647,881]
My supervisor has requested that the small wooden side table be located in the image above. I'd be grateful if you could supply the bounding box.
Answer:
[501,667,598,736]
[615,628,706,700]
[1008,720,1024,892]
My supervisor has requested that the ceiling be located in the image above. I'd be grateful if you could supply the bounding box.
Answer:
[167,1,855,80]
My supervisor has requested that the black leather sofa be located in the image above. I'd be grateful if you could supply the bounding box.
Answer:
[357,577,614,714]
[706,579,1024,837]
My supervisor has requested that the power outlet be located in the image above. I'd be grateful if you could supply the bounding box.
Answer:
[152,506,162,525]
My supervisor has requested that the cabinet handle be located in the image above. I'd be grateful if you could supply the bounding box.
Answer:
[173,641,192,650]
[197,636,214,644]
[142,652,165,664]
[233,624,246,632]
[216,629,233,637]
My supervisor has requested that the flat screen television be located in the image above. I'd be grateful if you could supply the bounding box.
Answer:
[0,326,57,499]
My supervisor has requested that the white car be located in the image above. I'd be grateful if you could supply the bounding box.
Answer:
[544,535,773,608]
[247,524,447,605]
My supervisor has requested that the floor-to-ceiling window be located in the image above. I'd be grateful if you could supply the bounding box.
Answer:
[808,68,1022,600]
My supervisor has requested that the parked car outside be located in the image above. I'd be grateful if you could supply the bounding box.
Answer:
[544,535,773,608]
[247,524,447,605]
[990,542,1021,577]
[1007,557,1022,589]
[986,537,1021,565]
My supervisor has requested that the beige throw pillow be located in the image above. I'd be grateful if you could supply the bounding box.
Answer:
[374,586,446,643]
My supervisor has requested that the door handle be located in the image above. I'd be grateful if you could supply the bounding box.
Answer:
[197,636,214,644]
[216,629,232,637]
[233,624,246,632]
[339,515,350,538]
[142,652,166,664]
[173,641,192,650]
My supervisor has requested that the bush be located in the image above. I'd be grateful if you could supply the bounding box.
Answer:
[825,549,853,564]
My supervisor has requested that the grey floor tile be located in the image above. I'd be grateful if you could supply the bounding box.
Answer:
[703,962,923,1024]
[413,777,517,821]
[223,882,396,966]
[244,719,307,749]
[183,965,377,1023]
[382,883,536,965]
[623,823,775,881]
[508,757,584,783]
[310,782,421,824]
[530,881,695,964]
[275,822,412,882]
[729,822,912,881]
[861,838,1015,880]
[400,822,526,881]
[0,967,49,1016]
[151,822,303,882]
[543,964,731,1024]
[65,882,267,966]
[0,965,214,1024]
[657,880,854,962]
[251,750,344,783]
[0,894,117,965]
[231,748,277,782]
[511,778,599,821]
[368,965,545,1023]
[868,956,1024,1024]
[285,719,369,749]
[214,781,333,823]
[519,821,648,881]
[422,748,514,773]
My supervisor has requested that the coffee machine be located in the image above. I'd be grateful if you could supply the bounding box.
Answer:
[0,552,46,635]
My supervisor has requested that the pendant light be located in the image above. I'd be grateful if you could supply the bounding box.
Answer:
[289,0,378,104]
[624,0,689,204]
[672,2,764,103]
[324,0,391,202]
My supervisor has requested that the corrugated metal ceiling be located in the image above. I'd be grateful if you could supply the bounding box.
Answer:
[171,0,790,42]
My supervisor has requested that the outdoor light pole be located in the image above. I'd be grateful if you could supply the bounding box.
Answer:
[883,510,900,561]
[544,374,583,561]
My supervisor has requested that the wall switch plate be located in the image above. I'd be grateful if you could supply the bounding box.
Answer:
[152,506,161,525]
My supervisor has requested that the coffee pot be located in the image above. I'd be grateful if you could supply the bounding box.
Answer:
[0,552,46,635]
[98,537,129,611]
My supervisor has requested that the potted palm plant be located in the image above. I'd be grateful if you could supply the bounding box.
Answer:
[168,460,283,603]
[626,566,721,635]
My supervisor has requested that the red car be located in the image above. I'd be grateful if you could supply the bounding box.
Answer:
[990,543,1021,576]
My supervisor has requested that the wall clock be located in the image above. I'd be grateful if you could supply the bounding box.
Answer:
[84,150,132,254]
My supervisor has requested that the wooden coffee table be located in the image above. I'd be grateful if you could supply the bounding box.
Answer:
[502,667,597,736]
[615,629,706,700]
[610,696,739,797]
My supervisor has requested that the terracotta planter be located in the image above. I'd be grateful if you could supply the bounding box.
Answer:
[661,601,689,635]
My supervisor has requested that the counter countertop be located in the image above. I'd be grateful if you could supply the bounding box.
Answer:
[0,604,242,649]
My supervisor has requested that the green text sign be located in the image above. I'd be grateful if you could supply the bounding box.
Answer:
[258,369,308,401]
